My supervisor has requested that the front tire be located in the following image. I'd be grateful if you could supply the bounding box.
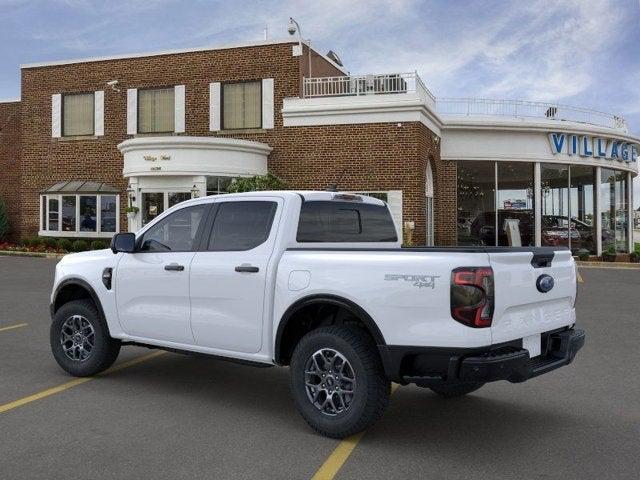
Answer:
[50,299,121,377]
[429,382,484,398]
[290,326,390,438]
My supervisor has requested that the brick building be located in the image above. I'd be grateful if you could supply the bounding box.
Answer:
[1,38,638,253]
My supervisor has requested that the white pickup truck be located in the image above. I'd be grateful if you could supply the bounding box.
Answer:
[49,191,584,438]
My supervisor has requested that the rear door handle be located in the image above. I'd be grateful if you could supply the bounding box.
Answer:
[235,265,259,273]
[164,263,185,271]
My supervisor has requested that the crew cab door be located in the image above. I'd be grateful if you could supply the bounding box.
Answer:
[189,198,281,354]
[114,204,209,344]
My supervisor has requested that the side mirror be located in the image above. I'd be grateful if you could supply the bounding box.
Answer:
[111,233,136,254]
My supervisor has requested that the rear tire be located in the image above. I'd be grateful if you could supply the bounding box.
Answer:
[289,326,390,439]
[50,299,121,377]
[429,382,484,398]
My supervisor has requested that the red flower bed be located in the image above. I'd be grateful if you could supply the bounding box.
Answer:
[0,241,65,254]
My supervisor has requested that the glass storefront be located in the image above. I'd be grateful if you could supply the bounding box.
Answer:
[457,161,631,253]
[457,161,496,246]
[497,163,534,246]
[569,166,596,254]
[600,168,629,253]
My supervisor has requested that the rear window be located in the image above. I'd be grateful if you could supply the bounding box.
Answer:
[297,201,398,243]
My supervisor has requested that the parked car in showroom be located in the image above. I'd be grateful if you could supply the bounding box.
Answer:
[49,191,584,438]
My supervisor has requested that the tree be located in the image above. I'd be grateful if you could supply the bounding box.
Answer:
[0,197,9,241]
[226,173,287,193]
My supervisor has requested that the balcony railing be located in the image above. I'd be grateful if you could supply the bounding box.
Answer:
[436,97,628,132]
[302,72,436,106]
[301,74,628,132]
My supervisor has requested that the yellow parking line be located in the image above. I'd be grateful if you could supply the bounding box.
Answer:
[311,383,400,480]
[577,271,584,283]
[0,350,166,415]
[0,323,28,333]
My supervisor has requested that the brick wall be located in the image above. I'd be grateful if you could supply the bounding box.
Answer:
[19,42,305,238]
[17,41,450,245]
[0,101,21,240]
[418,124,457,246]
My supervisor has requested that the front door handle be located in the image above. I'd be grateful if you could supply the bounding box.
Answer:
[235,265,259,273]
[164,263,185,271]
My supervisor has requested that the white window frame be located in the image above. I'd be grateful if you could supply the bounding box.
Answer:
[61,92,96,137]
[221,80,263,130]
[39,193,120,238]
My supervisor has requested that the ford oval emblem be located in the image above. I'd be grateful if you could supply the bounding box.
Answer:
[536,274,554,293]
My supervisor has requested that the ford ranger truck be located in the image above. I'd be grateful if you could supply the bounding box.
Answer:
[49,191,584,438]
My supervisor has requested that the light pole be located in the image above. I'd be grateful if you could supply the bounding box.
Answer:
[288,17,312,79]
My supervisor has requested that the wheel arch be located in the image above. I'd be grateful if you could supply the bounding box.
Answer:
[51,278,106,324]
[274,294,386,366]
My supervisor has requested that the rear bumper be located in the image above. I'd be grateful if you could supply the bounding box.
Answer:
[378,327,585,386]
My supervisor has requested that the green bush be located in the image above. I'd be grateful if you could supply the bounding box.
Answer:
[57,238,73,252]
[226,173,287,193]
[21,237,32,248]
[602,245,617,262]
[0,197,9,241]
[41,237,57,249]
[90,240,107,250]
[30,237,43,247]
[630,252,640,263]
[577,249,590,261]
[72,240,89,252]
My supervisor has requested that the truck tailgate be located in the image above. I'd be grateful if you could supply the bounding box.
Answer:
[489,249,576,346]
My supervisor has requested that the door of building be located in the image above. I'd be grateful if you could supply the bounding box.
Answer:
[141,191,192,226]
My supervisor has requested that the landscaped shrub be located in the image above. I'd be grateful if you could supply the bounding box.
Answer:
[577,249,590,261]
[30,237,43,248]
[41,237,57,249]
[90,240,107,250]
[602,245,617,262]
[57,238,73,252]
[226,173,287,193]
[72,240,89,252]
[21,238,32,248]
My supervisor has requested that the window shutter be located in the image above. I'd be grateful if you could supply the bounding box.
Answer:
[51,94,62,138]
[209,82,221,131]
[262,78,274,129]
[174,85,185,133]
[94,91,104,136]
[127,88,137,135]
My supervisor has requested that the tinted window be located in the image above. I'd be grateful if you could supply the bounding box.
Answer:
[208,201,277,251]
[140,205,206,252]
[297,201,398,242]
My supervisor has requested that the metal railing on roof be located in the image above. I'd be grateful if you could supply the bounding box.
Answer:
[435,97,628,132]
[302,72,436,105]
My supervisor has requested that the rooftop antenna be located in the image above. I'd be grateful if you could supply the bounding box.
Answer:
[326,164,350,191]
[263,24,268,40]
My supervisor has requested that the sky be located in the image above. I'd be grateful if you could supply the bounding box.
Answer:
[1,0,639,201]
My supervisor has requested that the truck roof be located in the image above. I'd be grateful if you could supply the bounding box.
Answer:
[179,190,388,207]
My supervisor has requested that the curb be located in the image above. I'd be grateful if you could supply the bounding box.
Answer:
[576,261,640,270]
[0,250,66,259]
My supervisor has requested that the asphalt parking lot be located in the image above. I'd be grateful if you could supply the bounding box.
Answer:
[0,256,639,479]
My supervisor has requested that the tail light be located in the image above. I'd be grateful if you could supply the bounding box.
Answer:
[450,267,494,328]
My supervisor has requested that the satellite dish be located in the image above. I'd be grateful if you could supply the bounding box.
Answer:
[326,50,343,67]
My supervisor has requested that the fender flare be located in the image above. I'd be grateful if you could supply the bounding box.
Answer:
[51,278,106,324]
[274,294,386,365]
